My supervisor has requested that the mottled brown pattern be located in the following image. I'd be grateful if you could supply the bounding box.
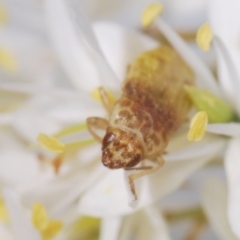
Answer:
[102,45,194,168]
[102,127,144,169]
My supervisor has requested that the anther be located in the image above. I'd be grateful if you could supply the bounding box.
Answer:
[141,3,164,27]
[196,22,213,51]
[188,111,208,141]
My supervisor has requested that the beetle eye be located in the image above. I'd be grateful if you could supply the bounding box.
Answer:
[102,132,115,149]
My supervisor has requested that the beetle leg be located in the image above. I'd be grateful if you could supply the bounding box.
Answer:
[98,87,114,115]
[125,156,165,200]
[86,117,109,143]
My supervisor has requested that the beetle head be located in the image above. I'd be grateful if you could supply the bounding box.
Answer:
[101,128,144,169]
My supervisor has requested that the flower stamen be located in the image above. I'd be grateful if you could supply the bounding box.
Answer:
[37,125,96,173]
[0,198,9,222]
[51,155,63,174]
[91,87,116,105]
[188,111,208,141]
[0,48,17,72]
[37,133,66,153]
[53,123,87,138]
[196,23,213,51]
[141,3,164,27]
[69,216,100,240]
[65,139,96,149]
[32,203,63,240]
[0,4,8,24]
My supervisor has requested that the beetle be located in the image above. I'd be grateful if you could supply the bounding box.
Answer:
[87,45,194,200]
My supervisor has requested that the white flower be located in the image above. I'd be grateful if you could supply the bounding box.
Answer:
[2,189,41,240]
[78,0,208,32]
[99,206,171,240]
[0,0,234,239]
[39,0,226,219]
[196,0,240,238]
[201,178,238,240]
[0,0,58,202]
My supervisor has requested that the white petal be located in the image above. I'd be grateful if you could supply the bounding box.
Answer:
[207,123,240,137]
[213,37,240,115]
[22,161,106,218]
[78,169,133,216]
[209,0,240,108]
[12,92,101,141]
[209,0,240,66]
[0,113,13,126]
[118,209,136,240]
[201,178,238,240]
[0,129,53,192]
[2,0,44,32]
[165,134,225,161]
[213,39,236,108]
[119,206,170,240]
[168,221,193,240]
[0,225,14,240]
[154,18,222,97]
[162,0,207,31]
[93,21,158,81]
[0,144,53,193]
[80,0,207,32]
[0,89,28,120]
[100,217,122,240]
[78,138,225,216]
[48,100,105,123]
[78,0,152,28]
[44,0,119,93]
[142,207,170,240]
[0,81,98,104]
[161,165,225,211]
[209,0,240,42]
[13,107,60,142]
[0,147,37,185]
[2,189,41,240]
[225,137,240,238]
[0,27,57,85]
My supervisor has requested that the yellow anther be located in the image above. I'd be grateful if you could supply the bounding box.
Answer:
[37,133,65,153]
[91,88,101,101]
[91,87,116,105]
[196,23,213,51]
[69,216,100,240]
[41,221,63,240]
[0,4,8,24]
[32,203,63,240]
[141,3,163,27]
[32,203,48,231]
[0,198,8,222]
[188,111,208,141]
[0,48,17,72]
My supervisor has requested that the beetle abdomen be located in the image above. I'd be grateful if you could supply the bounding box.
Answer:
[108,45,194,159]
